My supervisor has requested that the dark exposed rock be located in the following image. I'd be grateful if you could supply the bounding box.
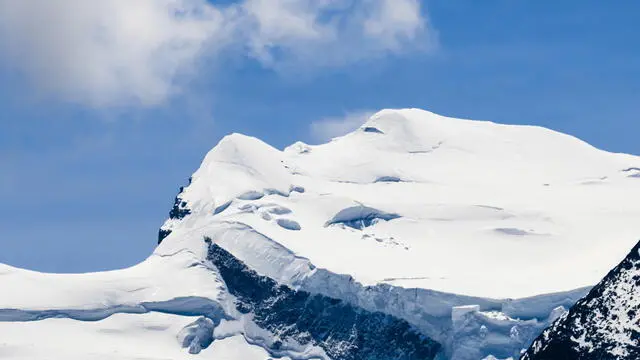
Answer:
[205,238,441,360]
[158,181,192,245]
[363,127,384,134]
[522,240,640,360]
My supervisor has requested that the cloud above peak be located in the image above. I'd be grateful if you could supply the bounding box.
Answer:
[310,110,375,142]
[239,0,432,67]
[0,0,433,108]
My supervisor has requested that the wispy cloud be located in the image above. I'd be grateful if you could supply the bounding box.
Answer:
[309,110,375,142]
[0,0,434,108]
[239,0,433,68]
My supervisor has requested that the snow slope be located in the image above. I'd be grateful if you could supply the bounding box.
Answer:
[0,313,290,360]
[160,108,640,298]
[2,108,639,360]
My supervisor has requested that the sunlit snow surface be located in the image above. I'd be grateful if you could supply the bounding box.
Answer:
[163,108,640,298]
[0,313,288,360]
[2,109,639,359]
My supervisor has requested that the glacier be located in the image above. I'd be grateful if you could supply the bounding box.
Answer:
[1,108,639,359]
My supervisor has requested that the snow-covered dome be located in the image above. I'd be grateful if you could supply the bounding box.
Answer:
[3,108,640,360]
[161,108,640,298]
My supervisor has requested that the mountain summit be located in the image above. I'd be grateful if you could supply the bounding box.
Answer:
[2,109,640,360]
[160,108,640,298]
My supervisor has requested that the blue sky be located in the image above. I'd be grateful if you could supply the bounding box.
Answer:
[0,1,638,273]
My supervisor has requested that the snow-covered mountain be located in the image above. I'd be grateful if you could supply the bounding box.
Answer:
[521,239,640,359]
[1,109,639,359]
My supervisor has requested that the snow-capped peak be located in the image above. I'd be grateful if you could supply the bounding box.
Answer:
[159,108,640,298]
[152,108,640,358]
[3,108,640,360]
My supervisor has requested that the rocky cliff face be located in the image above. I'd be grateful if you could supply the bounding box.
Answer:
[522,240,640,360]
[206,238,441,360]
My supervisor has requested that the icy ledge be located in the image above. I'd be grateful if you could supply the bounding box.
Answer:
[202,222,589,360]
[0,248,442,360]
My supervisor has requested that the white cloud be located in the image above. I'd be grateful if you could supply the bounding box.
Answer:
[364,0,425,50]
[240,0,433,68]
[0,0,226,107]
[0,0,433,108]
[310,110,375,142]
